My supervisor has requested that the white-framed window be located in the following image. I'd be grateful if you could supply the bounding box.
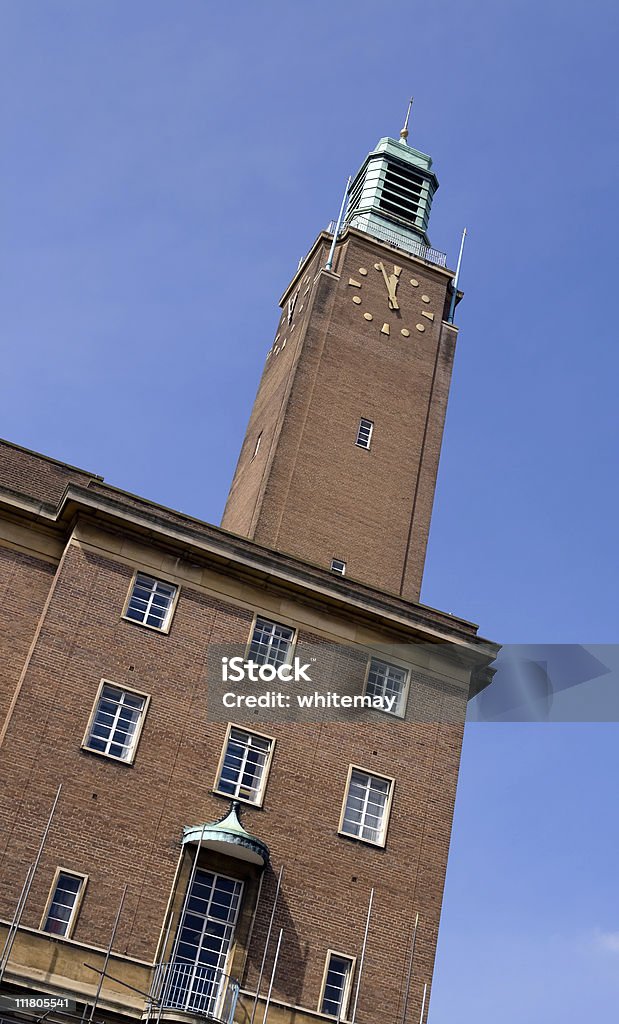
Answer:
[365,657,409,716]
[214,726,275,806]
[123,572,178,632]
[248,616,295,668]
[355,419,373,450]
[83,681,149,763]
[251,432,263,462]
[319,951,355,1019]
[41,869,88,938]
[330,559,346,576]
[171,869,243,1017]
[339,766,394,847]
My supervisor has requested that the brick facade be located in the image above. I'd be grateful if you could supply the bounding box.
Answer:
[0,440,495,1024]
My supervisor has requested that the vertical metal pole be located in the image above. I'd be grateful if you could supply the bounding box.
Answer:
[447,227,467,324]
[145,911,173,1024]
[249,865,284,1024]
[157,826,206,1024]
[350,887,374,1024]
[400,913,419,1024]
[168,827,206,964]
[0,784,62,982]
[418,983,428,1024]
[325,177,352,271]
[260,928,283,1024]
[241,868,264,983]
[0,863,35,973]
[89,885,127,1021]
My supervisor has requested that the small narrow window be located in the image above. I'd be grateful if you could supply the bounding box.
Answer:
[215,727,275,805]
[84,682,148,763]
[248,617,295,669]
[320,951,355,1019]
[365,658,409,716]
[251,432,263,462]
[42,870,87,938]
[330,559,346,576]
[355,419,373,449]
[340,767,393,846]
[124,573,177,631]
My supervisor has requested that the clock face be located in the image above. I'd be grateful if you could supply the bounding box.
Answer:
[347,262,436,337]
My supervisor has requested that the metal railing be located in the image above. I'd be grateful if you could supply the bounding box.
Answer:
[326,217,447,268]
[151,961,240,1023]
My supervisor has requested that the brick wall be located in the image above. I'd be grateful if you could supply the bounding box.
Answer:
[0,532,468,1024]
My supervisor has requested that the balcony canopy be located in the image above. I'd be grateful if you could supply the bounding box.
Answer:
[183,801,269,867]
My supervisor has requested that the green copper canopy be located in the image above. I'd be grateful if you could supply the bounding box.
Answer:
[183,801,269,867]
[345,135,439,257]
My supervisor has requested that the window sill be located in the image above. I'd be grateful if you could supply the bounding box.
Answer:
[121,615,172,636]
[337,829,386,850]
[81,745,136,767]
[212,788,264,810]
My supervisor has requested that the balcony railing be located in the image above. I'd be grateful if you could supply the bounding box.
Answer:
[151,961,240,1023]
[326,217,447,268]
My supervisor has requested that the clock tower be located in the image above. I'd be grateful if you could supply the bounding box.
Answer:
[222,121,461,603]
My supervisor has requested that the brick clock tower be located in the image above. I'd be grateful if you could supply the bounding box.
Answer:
[222,123,460,602]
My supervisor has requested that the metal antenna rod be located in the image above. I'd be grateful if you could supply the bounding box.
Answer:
[261,928,283,1024]
[400,912,420,1024]
[418,983,428,1024]
[249,865,284,1024]
[350,887,374,1024]
[325,176,352,271]
[447,227,467,324]
[0,784,62,982]
[400,97,414,143]
[89,885,127,1021]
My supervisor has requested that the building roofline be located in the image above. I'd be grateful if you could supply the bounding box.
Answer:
[0,436,104,481]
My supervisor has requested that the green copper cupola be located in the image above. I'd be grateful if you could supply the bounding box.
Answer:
[345,114,440,262]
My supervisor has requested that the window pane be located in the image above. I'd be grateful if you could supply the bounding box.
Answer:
[355,419,373,449]
[366,658,408,714]
[321,954,353,1018]
[43,872,83,937]
[171,870,243,1016]
[342,770,390,844]
[248,618,294,668]
[86,685,146,761]
[126,573,177,630]
[216,729,273,804]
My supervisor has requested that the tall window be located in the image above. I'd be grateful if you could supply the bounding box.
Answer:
[340,768,393,846]
[251,432,263,462]
[215,727,274,805]
[84,683,148,762]
[248,617,294,668]
[355,419,373,450]
[320,952,355,1019]
[365,658,409,716]
[168,870,243,1017]
[42,870,87,938]
[124,573,177,631]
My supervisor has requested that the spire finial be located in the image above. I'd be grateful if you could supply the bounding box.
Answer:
[399,97,414,144]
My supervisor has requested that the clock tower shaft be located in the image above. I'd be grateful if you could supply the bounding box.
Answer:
[222,136,461,603]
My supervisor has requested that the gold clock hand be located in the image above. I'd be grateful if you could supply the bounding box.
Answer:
[377,262,399,310]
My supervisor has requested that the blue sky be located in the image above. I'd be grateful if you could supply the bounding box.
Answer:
[2,1,619,1020]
